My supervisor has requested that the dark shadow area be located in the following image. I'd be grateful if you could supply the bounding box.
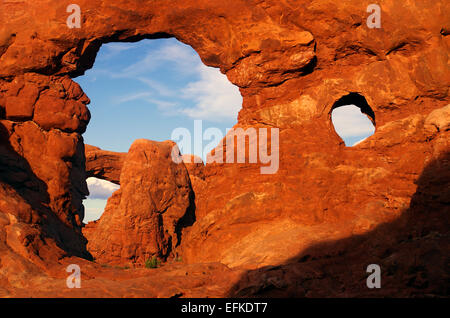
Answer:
[0,121,93,260]
[228,151,449,297]
[332,92,376,126]
[175,191,197,248]
[0,123,51,212]
[274,56,318,87]
[300,55,317,76]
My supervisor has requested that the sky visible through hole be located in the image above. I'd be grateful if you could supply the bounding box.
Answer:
[331,105,375,146]
[75,38,242,223]
[76,39,375,223]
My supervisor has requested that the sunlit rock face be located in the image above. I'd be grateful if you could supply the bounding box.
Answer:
[83,140,194,266]
[0,0,449,297]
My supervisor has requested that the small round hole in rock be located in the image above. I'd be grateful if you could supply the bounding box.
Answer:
[83,177,119,223]
[331,93,375,146]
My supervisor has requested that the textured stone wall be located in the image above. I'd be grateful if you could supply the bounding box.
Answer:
[0,0,448,297]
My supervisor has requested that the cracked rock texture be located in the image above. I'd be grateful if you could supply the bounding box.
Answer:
[0,0,449,297]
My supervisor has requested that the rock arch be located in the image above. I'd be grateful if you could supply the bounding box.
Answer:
[0,0,448,297]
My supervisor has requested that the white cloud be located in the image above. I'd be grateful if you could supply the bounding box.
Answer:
[86,177,119,200]
[97,40,243,122]
[123,41,198,76]
[136,77,174,97]
[143,98,177,110]
[101,42,140,59]
[114,92,178,114]
[181,64,242,121]
[115,91,153,104]
[157,41,199,65]
[83,177,119,223]
[331,105,375,138]
[83,198,109,223]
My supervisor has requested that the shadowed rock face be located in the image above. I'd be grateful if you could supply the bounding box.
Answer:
[0,0,449,297]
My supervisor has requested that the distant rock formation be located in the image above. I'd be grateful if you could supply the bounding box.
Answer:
[83,140,195,266]
[85,144,125,185]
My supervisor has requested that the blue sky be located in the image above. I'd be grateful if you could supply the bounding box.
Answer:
[75,38,375,223]
[75,38,243,223]
[332,105,375,146]
[74,38,242,154]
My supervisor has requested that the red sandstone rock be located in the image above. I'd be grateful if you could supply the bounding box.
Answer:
[84,139,194,266]
[85,144,125,185]
[0,0,448,297]
[182,154,205,195]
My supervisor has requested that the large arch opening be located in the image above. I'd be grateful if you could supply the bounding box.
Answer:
[73,38,242,224]
[331,93,376,146]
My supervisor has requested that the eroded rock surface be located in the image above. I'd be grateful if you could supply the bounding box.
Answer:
[0,0,449,297]
[83,140,194,266]
[85,144,125,185]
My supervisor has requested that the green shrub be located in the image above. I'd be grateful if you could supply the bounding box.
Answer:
[145,256,161,269]
[114,265,130,270]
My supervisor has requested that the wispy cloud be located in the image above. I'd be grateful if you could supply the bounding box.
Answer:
[114,92,178,114]
[144,98,177,110]
[93,40,242,122]
[181,64,242,121]
[136,77,174,97]
[115,92,153,104]
[86,177,119,200]
[123,41,199,76]
[100,42,141,60]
